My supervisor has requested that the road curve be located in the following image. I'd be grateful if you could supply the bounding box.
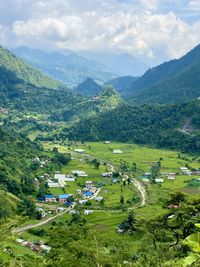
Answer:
[12,206,73,234]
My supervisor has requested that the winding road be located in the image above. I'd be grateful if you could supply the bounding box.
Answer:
[12,206,74,234]
[12,151,146,234]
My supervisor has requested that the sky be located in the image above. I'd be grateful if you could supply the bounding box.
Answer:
[0,0,200,65]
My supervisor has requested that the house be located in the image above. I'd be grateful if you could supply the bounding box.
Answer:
[54,173,66,180]
[113,149,123,154]
[117,228,126,234]
[85,181,93,191]
[47,179,60,188]
[83,191,93,198]
[168,204,179,209]
[57,207,66,212]
[168,173,176,180]
[58,194,73,203]
[64,175,76,182]
[180,167,192,175]
[155,178,164,183]
[40,244,51,252]
[74,149,85,153]
[79,199,88,204]
[45,195,56,202]
[71,170,88,177]
[102,172,112,177]
[84,210,93,215]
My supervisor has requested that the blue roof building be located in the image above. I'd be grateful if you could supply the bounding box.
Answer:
[58,194,73,202]
[45,194,56,202]
[83,191,93,197]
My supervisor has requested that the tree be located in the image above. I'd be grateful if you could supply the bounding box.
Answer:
[131,162,137,172]
[17,196,38,219]
[120,195,124,205]
[91,158,100,169]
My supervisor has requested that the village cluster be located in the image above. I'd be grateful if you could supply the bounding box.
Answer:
[140,166,200,184]
[15,239,51,254]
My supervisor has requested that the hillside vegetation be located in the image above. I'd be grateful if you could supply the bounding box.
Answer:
[0,46,61,89]
[125,43,200,103]
[63,100,200,154]
[11,47,116,87]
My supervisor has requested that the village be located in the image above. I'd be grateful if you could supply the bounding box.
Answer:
[10,142,200,256]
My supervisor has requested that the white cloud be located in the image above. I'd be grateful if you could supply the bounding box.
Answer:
[0,0,199,64]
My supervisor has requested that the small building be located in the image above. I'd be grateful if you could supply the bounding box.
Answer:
[47,179,60,188]
[57,207,66,212]
[102,172,112,177]
[71,170,88,177]
[58,194,73,203]
[85,181,93,191]
[168,173,176,180]
[74,149,85,154]
[45,195,56,202]
[76,189,82,194]
[84,210,93,215]
[155,178,164,184]
[83,191,93,198]
[79,199,88,204]
[104,141,111,144]
[113,149,123,154]
[144,172,151,177]
[117,228,126,234]
[54,173,66,180]
[40,244,51,252]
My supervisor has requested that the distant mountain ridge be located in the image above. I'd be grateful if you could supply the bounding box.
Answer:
[78,51,148,76]
[11,47,117,88]
[128,43,200,103]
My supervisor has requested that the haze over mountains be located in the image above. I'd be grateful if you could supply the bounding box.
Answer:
[105,43,200,103]
[11,47,147,88]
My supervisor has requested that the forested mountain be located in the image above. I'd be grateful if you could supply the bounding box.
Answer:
[105,76,138,97]
[63,100,200,154]
[128,43,200,103]
[50,85,123,122]
[0,46,61,89]
[11,47,117,87]
[0,126,41,197]
[78,51,148,76]
[75,78,102,97]
[0,63,76,114]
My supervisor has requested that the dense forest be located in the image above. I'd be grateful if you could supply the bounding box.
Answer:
[61,100,200,154]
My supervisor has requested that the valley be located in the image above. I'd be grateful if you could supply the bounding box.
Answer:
[0,39,200,266]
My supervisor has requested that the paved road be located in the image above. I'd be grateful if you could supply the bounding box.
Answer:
[75,151,146,207]
[12,206,74,234]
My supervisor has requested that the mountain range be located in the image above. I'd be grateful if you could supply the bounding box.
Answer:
[11,47,149,88]
[10,47,117,87]
[119,43,200,103]
[1,42,200,154]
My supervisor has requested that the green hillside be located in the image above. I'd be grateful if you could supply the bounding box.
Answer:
[63,100,200,154]
[11,47,117,87]
[0,46,61,89]
[50,85,123,122]
[105,76,138,97]
[75,77,102,97]
[128,43,200,103]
